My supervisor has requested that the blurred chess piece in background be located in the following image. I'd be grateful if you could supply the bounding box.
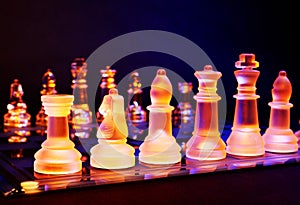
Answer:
[126,71,147,141]
[173,82,195,148]
[4,79,31,142]
[96,66,117,125]
[69,58,93,139]
[36,68,57,135]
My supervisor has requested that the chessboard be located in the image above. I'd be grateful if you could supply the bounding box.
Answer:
[1,124,300,198]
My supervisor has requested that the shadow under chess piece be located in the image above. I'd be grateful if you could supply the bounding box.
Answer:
[34,94,82,175]
[138,69,181,165]
[90,88,135,169]
[4,79,31,140]
[36,68,57,135]
[186,65,226,161]
[69,58,93,139]
[226,53,265,156]
[262,71,298,153]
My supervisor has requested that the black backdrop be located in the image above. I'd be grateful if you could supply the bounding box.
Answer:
[0,0,298,130]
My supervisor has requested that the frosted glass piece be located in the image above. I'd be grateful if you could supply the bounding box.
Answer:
[226,53,265,156]
[34,94,82,175]
[263,71,298,153]
[90,88,135,169]
[186,65,226,161]
[139,69,181,164]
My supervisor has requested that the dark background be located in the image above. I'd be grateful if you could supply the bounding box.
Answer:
[0,0,298,129]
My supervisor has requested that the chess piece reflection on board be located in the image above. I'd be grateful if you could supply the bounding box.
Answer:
[36,68,57,135]
[69,58,93,139]
[90,88,135,169]
[186,65,226,161]
[96,66,117,125]
[262,71,298,153]
[138,69,181,165]
[4,79,31,142]
[226,53,265,157]
[34,94,82,175]
[126,71,147,141]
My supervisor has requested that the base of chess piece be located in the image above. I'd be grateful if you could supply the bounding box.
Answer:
[226,128,265,156]
[34,148,82,175]
[138,106,182,165]
[186,134,226,161]
[139,147,182,165]
[90,139,135,169]
[263,128,298,153]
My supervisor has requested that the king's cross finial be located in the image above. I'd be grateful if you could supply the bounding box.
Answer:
[235,53,259,69]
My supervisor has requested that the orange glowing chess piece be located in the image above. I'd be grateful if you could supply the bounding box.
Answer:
[226,53,265,156]
[4,79,31,139]
[96,66,117,125]
[90,88,135,169]
[262,71,298,153]
[186,65,226,160]
[36,69,57,134]
[34,94,82,174]
[138,69,181,165]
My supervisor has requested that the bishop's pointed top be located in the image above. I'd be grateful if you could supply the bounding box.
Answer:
[150,68,172,105]
[272,70,292,103]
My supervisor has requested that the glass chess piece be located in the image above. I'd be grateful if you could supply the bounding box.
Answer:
[96,66,117,125]
[138,69,182,165]
[36,68,57,135]
[226,53,265,157]
[34,94,82,174]
[262,71,298,153]
[69,58,93,139]
[4,79,31,142]
[90,88,135,169]
[186,65,226,161]
[173,82,195,147]
[126,71,147,141]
